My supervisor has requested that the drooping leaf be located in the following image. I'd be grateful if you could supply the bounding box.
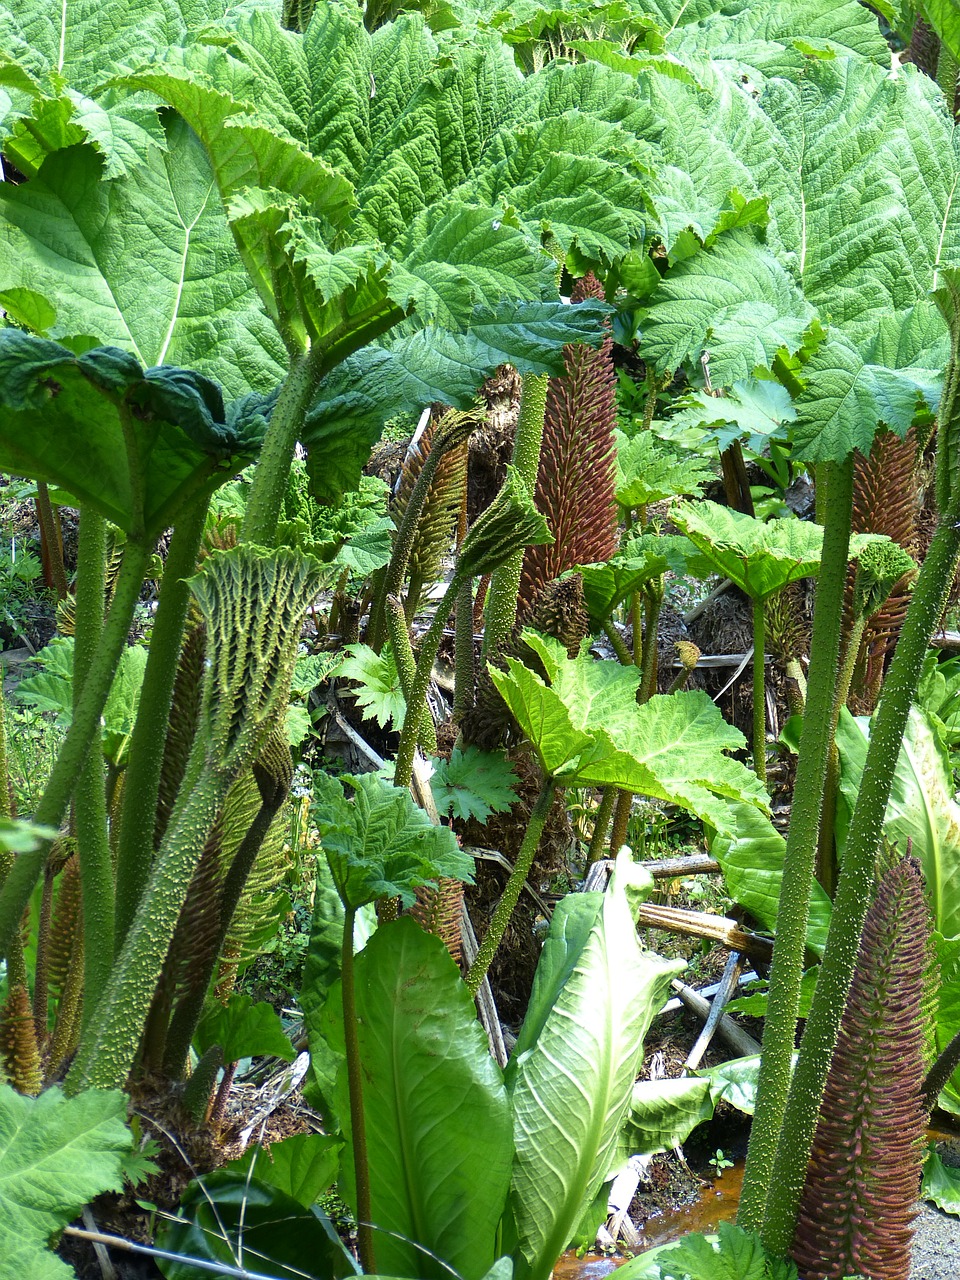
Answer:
[314,771,473,911]
[921,1146,960,1217]
[225,1133,343,1209]
[0,331,270,536]
[429,746,519,823]
[508,852,683,1279]
[0,1084,133,1280]
[617,1076,715,1158]
[194,992,295,1065]
[156,1171,357,1280]
[342,918,512,1280]
[575,545,672,627]
[303,298,612,503]
[671,501,824,602]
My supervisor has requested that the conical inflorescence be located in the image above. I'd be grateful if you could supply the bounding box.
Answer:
[790,855,932,1280]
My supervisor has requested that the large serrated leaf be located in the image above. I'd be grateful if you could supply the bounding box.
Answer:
[508,853,683,1280]
[0,1085,133,1280]
[343,918,513,1280]
[0,119,286,397]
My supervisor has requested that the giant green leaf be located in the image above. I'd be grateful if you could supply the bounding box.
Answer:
[225,1133,342,1210]
[508,853,683,1280]
[640,230,813,384]
[614,430,714,509]
[0,121,286,397]
[671,501,823,602]
[0,1085,133,1280]
[344,918,513,1280]
[0,331,270,536]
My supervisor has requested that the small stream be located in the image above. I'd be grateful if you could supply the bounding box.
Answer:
[553,1160,744,1277]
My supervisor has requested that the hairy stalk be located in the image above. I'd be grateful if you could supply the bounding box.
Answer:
[162,756,289,1077]
[638,585,662,704]
[816,614,869,896]
[385,595,437,756]
[762,500,960,1254]
[0,539,151,968]
[241,352,326,547]
[114,496,209,947]
[453,578,475,722]
[35,482,68,600]
[603,620,632,666]
[466,775,556,994]
[738,456,854,1233]
[752,598,767,787]
[32,866,55,1039]
[66,754,228,1092]
[586,787,616,864]
[73,510,113,1023]
[923,1026,960,1112]
[394,577,462,790]
[342,903,376,1273]
[609,790,632,856]
[482,374,548,659]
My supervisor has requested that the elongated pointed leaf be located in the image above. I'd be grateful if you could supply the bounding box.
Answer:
[509,854,683,1280]
[345,918,513,1280]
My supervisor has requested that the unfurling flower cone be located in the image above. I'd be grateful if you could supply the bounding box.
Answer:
[519,273,618,612]
[0,984,42,1095]
[790,855,931,1280]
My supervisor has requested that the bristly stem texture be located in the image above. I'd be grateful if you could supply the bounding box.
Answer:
[0,538,151,970]
[114,495,209,949]
[73,509,113,1024]
[465,775,556,994]
[752,597,767,787]
[738,456,853,1233]
[482,373,548,659]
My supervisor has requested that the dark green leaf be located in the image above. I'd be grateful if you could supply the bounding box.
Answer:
[195,993,295,1065]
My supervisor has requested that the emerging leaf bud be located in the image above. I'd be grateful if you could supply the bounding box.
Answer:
[457,465,553,581]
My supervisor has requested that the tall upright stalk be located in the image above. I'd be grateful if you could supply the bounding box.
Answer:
[760,497,960,1254]
[738,456,853,1232]
[394,576,463,790]
[482,373,548,658]
[752,598,767,787]
[73,510,113,1022]
[0,540,151,968]
[113,496,209,946]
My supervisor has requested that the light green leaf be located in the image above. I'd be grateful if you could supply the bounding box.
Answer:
[429,746,519,823]
[665,379,797,445]
[640,230,813,386]
[576,545,672,626]
[614,429,714,508]
[314,771,473,911]
[921,1146,960,1217]
[710,800,832,955]
[0,1084,133,1280]
[508,851,683,1278]
[195,993,295,1065]
[0,121,286,397]
[226,1133,342,1209]
[339,643,406,731]
[671,501,823,602]
[345,918,512,1280]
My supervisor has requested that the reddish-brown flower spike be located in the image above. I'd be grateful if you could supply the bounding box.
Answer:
[790,856,931,1280]
[519,273,618,612]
